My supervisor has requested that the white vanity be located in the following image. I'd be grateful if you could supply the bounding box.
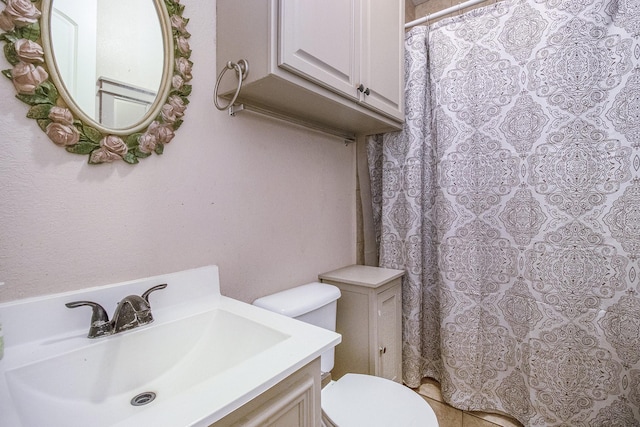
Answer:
[0,266,340,426]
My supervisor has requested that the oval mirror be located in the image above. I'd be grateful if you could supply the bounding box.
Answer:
[0,0,193,165]
[49,0,165,130]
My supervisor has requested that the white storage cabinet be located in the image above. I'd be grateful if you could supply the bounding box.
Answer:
[319,265,403,383]
[216,0,404,138]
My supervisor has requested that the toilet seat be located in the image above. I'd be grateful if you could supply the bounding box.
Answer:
[321,374,439,427]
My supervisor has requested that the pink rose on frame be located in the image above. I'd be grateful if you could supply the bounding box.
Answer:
[176,36,190,56]
[167,95,187,114]
[138,132,158,154]
[90,148,123,164]
[100,135,128,157]
[176,57,192,81]
[14,39,44,64]
[148,121,175,144]
[0,0,41,32]
[11,62,48,94]
[161,96,186,124]
[48,106,74,126]
[170,14,188,35]
[45,122,80,146]
[172,75,184,91]
[89,135,128,163]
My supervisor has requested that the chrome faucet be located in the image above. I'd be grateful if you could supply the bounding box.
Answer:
[65,284,167,338]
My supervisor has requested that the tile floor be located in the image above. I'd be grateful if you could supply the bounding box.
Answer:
[414,378,524,427]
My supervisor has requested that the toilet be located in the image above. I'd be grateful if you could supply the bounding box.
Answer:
[253,282,439,427]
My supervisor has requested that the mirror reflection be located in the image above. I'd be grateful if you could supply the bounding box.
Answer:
[50,0,164,129]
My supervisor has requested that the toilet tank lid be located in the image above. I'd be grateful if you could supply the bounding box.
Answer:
[252,282,341,318]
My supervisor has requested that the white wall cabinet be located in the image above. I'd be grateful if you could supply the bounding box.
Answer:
[209,359,322,427]
[318,265,403,383]
[279,0,359,101]
[217,0,404,139]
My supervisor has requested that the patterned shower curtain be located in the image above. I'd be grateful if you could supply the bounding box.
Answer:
[368,0,640,425]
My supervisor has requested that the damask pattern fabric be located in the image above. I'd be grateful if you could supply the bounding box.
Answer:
[368,0,640,425]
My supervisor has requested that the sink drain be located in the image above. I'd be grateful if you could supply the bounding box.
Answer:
[130,391,156,406]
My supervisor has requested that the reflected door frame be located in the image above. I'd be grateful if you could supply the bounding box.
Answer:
[50,1,97,118]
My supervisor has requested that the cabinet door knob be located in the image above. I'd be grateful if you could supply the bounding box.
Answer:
[379,346,387,354]
[357,84,371,96]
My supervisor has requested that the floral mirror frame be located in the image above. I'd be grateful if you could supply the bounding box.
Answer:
[0,0,192,164]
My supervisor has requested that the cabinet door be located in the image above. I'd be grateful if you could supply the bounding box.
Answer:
[232,376,316,426]
[279,0,360,100]
[209,359,321,427]
[376,285,402,382]
[359,0,404,120]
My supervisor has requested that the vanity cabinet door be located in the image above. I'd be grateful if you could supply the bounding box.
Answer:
[209,359,322,427]
[279,0,360,100]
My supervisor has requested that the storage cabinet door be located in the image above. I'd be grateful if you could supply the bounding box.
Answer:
[376,285,402,382]
[279,0,360,100]
[359,0,404,120]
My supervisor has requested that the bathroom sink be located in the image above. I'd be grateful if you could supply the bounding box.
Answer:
[0,265,341,427]
[6,309,288,427]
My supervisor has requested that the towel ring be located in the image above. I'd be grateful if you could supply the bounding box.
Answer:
[214,59,249,111]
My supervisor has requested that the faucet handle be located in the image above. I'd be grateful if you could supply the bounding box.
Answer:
[65,301,113,338]
[141,283,167,305]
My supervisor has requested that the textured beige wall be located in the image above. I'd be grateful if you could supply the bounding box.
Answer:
[0,1,356,304]
[405,1,416,24]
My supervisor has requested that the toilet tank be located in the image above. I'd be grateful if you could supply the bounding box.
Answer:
[253,282,341,373]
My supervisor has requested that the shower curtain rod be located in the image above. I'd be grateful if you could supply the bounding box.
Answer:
[405,0,488,28]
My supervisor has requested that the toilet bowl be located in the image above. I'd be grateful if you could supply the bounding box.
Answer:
[321,373,437,427]
[253,282,439,427]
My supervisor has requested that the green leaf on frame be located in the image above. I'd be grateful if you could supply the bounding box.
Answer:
[2,69,12,80]
[134,148,151,158]
[15,82,59,106]
[38,81,59,104]
[164,1,178,16]
[175,47,191,59]
[166,0,185,16]
[122,152,139,164]
[16,92,50,106]
[0,32,18,44]
[173,119,183,130]
[179,84,192,97]
[82,126,103,144]
[27,103,52,119]
[66,141,98,155]
[16,22,41,42]
[154,143,164,155]
[125,133,141,149]
[4,43,19,66]
[36,118,51,132]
